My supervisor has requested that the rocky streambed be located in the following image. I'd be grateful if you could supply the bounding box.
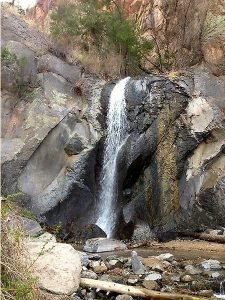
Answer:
[73,238,225,300]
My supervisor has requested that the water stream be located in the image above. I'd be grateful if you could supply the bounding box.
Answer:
[96,77,130,237]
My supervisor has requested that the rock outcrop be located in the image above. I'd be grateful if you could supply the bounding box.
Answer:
[1,7,105,237]
[113,68,225,238]
[1,7,224,241]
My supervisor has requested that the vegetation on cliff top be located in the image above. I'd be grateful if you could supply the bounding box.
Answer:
[50,0,154,77]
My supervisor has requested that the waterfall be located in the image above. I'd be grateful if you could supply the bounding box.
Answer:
[96,77,130,237]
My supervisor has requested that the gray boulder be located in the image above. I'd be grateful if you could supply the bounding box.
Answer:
[200,259,222,271]
[83,238,127,253]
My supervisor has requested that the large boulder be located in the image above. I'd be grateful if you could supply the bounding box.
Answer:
[25,236,82,295]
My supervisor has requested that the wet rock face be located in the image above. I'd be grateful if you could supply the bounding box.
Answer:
[112,70,225,239]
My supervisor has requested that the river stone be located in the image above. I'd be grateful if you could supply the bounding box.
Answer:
[141,257,167,273]
[144,272,162,281]
[81,270,98,280]
[25,239,81,294]
[185,265,201,275]
[201,259,222,270]
[142,280,159,290]
[211,272,223,279]
[83,238,127,252]
[108,259,123,269]
[89,261,108,273]
[131,251,145,275]
[156,253,174,262]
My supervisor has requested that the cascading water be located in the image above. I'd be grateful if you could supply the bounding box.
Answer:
[96,77,130,237]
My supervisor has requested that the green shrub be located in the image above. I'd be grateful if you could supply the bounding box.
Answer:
[50,0,154,76]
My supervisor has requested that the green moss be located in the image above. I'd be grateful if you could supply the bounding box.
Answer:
[156,106,180,222]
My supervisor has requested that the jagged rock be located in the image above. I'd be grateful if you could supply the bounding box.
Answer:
[131,251,145,275]
[201,259,222,271]
[25,239,81,295]
[83,238,127,253]
[144,272,162,281]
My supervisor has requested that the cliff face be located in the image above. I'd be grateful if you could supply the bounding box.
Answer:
[1,7,105,233]
[1,7,225,240]
[120,0,225,76]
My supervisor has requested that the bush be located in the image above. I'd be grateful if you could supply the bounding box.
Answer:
[50,0,154,76]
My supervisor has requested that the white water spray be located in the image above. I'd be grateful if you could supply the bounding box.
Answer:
[96,77,130,237]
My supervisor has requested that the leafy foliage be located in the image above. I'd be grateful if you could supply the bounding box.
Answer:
[50,0,154,75]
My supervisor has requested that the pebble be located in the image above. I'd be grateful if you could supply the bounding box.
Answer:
[201,259,222,270]
[145,271,162,281]
[181,274,193,283]
[127,278,138,285]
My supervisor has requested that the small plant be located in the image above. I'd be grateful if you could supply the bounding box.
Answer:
[1,194,38,300]
[1,47,18,65]
[1,47,36,99]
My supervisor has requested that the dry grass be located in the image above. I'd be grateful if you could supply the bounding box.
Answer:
[1,198,39,300]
